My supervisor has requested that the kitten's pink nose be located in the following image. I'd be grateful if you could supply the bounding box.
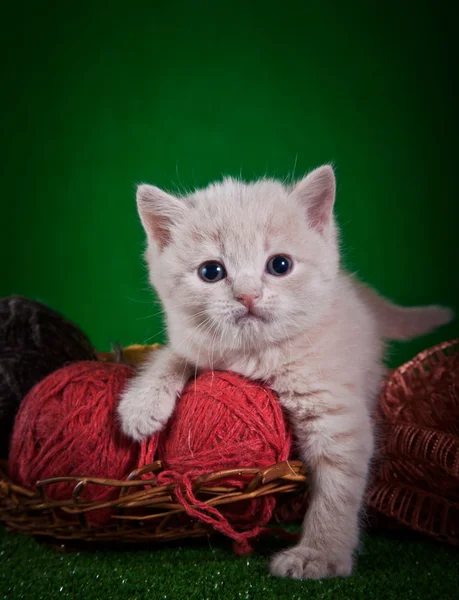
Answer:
[236,293,260,310]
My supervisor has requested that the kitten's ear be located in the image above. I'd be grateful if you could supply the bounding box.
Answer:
[136,184,186,249]
[291,165,336,235]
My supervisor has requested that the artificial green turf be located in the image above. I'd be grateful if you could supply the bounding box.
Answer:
[1,527,457,600]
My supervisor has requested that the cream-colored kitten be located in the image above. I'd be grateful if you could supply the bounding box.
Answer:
[118,166,452,579]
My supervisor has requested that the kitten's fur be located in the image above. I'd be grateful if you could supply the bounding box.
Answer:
[118,166,452,579]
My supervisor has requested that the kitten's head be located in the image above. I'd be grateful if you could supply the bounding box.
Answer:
[138,166,340,356]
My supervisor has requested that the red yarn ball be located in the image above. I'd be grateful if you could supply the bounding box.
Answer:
[158,370,292,552]
[9,361,158,523]
[162,371,291,474]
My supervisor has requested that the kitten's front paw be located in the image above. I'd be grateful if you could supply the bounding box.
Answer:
[270,546,352,580]
[117,379,176,442]
[118,396,164,442]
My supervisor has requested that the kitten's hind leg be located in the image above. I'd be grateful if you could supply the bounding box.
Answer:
[271,395,373,579]
[117,346,192,442]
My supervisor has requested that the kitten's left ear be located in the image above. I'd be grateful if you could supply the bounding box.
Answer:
[291,165,336,235]
[136,184,187,249]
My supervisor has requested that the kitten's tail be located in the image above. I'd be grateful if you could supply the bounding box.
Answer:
[355,281,454,341]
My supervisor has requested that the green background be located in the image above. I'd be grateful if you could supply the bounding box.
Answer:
[1,3,458,598]
[1,0,458,367]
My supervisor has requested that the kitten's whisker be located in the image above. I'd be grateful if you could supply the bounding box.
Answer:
[174,317,214,354]
[209,319,222,371]
[140,315,211,344]
[193,319,216,394]
[138,307,209,323]
[125,296,156,305]
[141,328,168,344]
[218,321,228,362]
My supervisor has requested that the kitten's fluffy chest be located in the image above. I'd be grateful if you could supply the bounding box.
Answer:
[226,344,293,383]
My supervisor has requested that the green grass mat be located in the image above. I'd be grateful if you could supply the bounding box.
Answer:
[1,527,458,600]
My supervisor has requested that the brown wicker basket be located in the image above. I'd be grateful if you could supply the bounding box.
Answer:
[367,339,459,546]
[1,340,458,548]
[0,344,309,547]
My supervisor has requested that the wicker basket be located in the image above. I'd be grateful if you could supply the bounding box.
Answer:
[2,340,457,548]
[0,344,309,546]
[367,339,459,546]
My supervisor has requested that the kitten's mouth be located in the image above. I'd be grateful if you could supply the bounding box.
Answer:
[235,310,267,324]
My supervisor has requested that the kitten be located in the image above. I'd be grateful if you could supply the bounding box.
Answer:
[118,166,452,579]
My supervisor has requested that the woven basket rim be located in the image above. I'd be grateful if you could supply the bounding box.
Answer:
[0,459,308,544]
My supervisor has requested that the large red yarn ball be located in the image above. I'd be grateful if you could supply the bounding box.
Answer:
[161,370,292,476]
[9,361,157,523]
[158,371,292,549]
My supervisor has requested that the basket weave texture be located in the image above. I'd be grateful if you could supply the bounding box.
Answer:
[367,339,459,545]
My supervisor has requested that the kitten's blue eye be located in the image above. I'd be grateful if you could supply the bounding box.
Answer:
[266,255,293,276]
[198,261,227,283]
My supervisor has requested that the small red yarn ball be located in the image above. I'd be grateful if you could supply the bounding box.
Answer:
[9,361,158,523]
[161,370,292,476]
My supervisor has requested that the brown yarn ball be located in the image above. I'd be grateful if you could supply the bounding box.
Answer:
[0,296,97,457]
